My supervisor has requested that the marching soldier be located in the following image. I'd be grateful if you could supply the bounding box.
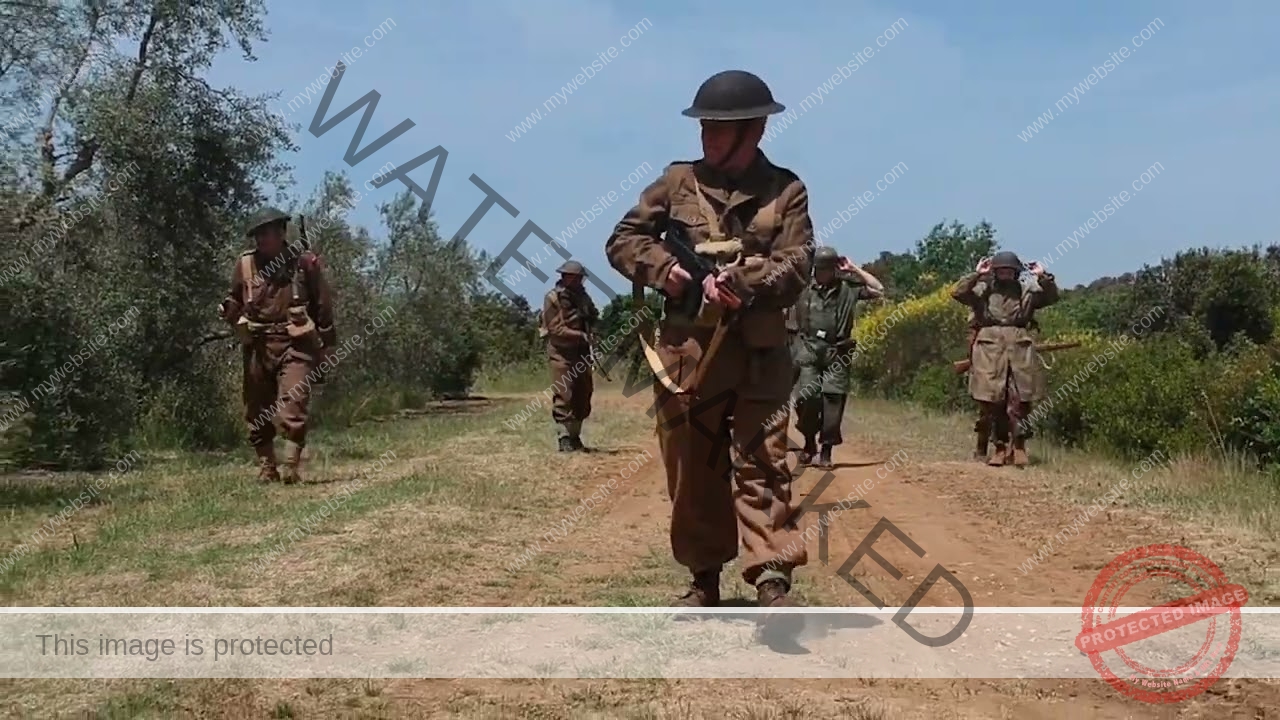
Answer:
[788,247,883,469]
[951,251,1057,467]
[540,260,598,452]
[218,208,337,484]
[606,70,815,615]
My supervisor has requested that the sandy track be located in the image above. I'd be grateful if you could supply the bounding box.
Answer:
[546,391,1280,718]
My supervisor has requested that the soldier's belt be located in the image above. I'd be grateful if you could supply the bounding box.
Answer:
[246,322,291,335]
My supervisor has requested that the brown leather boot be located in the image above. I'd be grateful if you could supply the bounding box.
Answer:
[988,443,1007,467]
[757,578,804,640]
[280,440,304,485]
[1012,436,1029,467]
[757,579,796,608]
[255,444,280,483]
[677,570,720,607]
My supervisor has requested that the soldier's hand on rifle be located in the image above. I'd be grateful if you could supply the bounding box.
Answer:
[702,272,742,310]
[663,264,693,297]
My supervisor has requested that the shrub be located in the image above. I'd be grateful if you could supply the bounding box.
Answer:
[851,287,968,397]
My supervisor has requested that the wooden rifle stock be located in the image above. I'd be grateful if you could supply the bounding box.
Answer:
[953,341,1082,374]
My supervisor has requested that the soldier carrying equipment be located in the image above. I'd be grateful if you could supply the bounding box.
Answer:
[219,207,337,484]
[953,341,1081,373]
[606,68,813,626]
[541,260,598,451]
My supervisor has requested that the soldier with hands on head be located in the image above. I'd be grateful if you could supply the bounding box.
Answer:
[540,260,598,452]
[950,251,1058,467]
[605,70,815,614]
[218,208,337,484]
[788,247,883,469]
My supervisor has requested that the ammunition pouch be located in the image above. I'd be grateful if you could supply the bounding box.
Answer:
[239,319,290,339]
[688,239,743,328]
[286,305,321,348]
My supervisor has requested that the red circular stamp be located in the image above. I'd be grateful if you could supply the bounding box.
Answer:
[1075,544,1248,704]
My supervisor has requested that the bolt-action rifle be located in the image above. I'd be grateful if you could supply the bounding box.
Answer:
[953,341,1082,374]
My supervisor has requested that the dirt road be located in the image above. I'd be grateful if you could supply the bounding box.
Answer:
[503,391,1280,719]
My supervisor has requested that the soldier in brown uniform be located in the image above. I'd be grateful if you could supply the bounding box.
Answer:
[951,251,1057,467]
[605,70,814,611]
[218,208,337,483]
[540,260,598,452]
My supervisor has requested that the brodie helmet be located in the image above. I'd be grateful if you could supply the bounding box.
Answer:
[556,260,586,276]
[245,207,291,237]
[682,70,785,121]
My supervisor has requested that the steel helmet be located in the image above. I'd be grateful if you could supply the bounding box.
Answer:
[245,207,291,237]
[813,246,840,269]
[990,251,1023,270]
[682,70,786,121]
[556,260,586,276]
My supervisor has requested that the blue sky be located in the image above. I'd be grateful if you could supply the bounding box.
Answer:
[208,0,1279,305]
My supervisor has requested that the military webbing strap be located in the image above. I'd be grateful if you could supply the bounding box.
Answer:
[238,255,255,308]
[692,177,727,242]
[632,166,781,395]
[239,254,275,318]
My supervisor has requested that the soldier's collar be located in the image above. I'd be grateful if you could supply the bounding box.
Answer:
[692,151,773,206]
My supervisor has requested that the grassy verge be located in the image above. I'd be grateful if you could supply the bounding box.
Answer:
[3,390,1279,717]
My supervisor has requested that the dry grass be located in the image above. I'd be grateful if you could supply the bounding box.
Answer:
[4,390,1280,717]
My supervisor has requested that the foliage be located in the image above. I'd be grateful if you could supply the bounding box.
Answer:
[0,2,543,468]
[851,286,968,395]
[851,238,1280,470]
[862,220,999,301]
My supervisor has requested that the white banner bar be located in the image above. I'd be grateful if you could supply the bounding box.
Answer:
[3,609,1278,679]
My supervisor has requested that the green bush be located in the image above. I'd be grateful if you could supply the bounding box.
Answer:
[903,363,969,412]
[1043,335,1207,458]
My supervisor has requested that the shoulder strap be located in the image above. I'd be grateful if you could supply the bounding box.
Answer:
[690,176,726,241]
[237,254,255,306]
[290,258,308,306]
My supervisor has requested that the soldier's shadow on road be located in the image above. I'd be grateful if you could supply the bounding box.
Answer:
[678,602,884,655]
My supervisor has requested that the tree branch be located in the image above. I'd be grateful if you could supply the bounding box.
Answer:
[60,6,158,189]
[39,2,102,197]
